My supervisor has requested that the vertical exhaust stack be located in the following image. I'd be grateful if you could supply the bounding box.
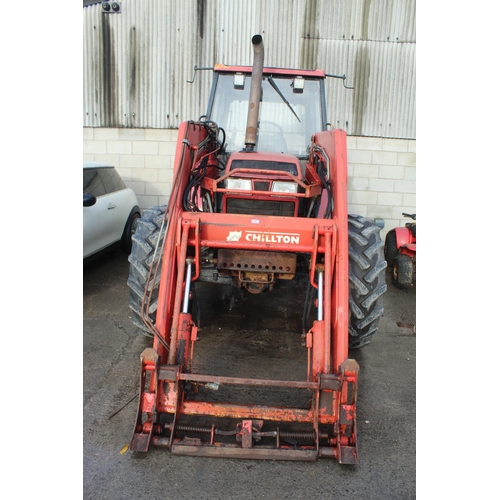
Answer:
[244,34,264,152]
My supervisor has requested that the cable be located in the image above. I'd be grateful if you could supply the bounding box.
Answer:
[313,146,334,219]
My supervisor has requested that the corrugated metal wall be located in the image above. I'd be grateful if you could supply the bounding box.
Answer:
[83,0,415,139]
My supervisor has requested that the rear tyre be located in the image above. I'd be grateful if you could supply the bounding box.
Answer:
[392,254,413,289]
[384,229,398,267]
[348,215,388,349]
[127,206,167,337]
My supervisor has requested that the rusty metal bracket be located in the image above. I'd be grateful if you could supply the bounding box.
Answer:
[130,348,159,452]
[336,358,360,464]
[158,365,178,382]
[319,374,342,391]
[186,65,214,84]
[217,249,297,275]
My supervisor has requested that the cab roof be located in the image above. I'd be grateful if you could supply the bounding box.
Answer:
[214,64,325,79]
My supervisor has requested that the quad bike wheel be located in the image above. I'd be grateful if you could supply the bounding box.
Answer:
[384,229,398,267]
[347,215,388,349]
[392,254,413,290]
[127,206,167,337]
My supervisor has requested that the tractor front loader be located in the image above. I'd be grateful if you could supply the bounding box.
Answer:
[127,35,387,463]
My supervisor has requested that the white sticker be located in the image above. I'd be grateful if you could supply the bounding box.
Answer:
[245,231,300,244]
[226,231,242,242]
[251,219,260,224]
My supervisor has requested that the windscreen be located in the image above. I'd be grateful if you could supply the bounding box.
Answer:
[208,74,323,157]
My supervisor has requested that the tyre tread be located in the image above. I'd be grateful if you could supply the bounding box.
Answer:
[127,205,167,337]
[348,214,387,349]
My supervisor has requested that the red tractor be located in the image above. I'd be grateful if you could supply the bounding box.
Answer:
[384,213,416,289]
[127,35,386,463]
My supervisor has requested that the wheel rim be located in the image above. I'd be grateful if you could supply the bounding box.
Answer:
[131,215,139,238]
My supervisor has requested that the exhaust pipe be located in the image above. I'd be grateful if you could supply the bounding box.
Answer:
[244,34,264,152]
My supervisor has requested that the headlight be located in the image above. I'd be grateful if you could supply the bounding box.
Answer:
[233,73,245,89]
[272,181,298,193]
[225,178,252,190]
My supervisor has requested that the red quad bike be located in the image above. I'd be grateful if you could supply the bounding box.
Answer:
[384,213,416,289]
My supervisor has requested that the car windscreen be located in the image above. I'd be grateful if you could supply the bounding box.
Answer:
[99,167,126,193]
[83,167,126,197]
[83,168,106,197]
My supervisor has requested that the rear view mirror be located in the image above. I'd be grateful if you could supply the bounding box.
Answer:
[83,193,97,207]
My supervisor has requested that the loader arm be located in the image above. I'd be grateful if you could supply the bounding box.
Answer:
[131,121,359,463]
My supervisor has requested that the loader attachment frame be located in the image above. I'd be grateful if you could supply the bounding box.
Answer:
[130,119,360,463]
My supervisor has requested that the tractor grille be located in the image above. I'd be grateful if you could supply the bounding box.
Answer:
[254,181,270,191]
[226,198,295,217]
[229,159,298,175]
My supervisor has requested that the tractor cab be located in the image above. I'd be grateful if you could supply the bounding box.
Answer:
[201,37,330,219]
[206,65,328,158]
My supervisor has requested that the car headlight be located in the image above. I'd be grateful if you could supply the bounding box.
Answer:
[225,178,252,190]
[272,181,298,193]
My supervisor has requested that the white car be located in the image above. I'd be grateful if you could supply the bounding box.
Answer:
[83,162,141,259]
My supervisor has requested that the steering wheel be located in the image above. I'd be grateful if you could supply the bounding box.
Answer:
[258,121,284,135]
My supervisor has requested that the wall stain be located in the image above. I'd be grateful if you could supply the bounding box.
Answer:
[352,45,370,136]
[300,0,319,70]
[197,0,205,39]
[196,3,206,71]
[101,13,116,127]
[361,0,371,41]
[196,0,210,113]
[129,26,139,127]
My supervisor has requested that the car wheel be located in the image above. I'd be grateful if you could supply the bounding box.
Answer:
[121,211,141,254]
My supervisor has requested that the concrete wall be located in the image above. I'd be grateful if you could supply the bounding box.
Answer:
[83,127,416,239]
[346,136,416,238]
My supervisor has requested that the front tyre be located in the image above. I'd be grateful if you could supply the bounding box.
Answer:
[127,206,167,337]
[348,215,388,349]
[384,229,398,267]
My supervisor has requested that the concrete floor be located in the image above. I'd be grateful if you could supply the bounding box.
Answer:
[83,249,416,500]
